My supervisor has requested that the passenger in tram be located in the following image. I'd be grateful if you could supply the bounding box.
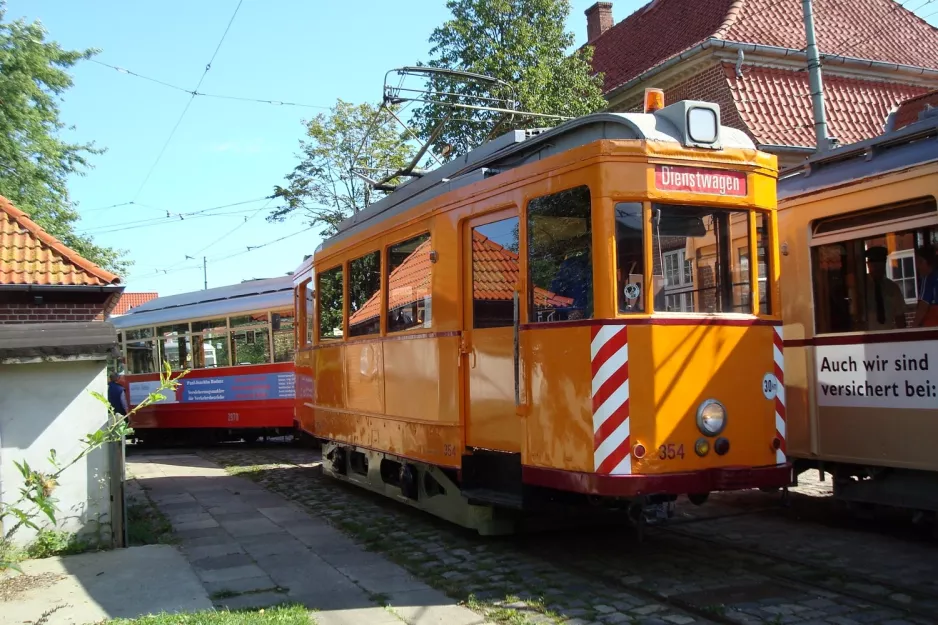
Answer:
[913,245,938,327]
[863,246,907,331]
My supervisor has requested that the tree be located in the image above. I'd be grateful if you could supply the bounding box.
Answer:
[269,100,416,237]
[0,4,128,275]
[411,0,607,159]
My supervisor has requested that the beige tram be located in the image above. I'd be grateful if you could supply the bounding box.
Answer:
[777,113,938,517]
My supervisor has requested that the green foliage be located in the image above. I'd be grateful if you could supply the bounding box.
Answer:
[0,3,128,275]
[412,0,607,159]
[25,529,89,559]
[0,361,187,571]
[125,498,175,547]
[270,99,416,236]
[104,604,312,625]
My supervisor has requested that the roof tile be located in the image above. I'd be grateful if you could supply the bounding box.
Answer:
[891,88,938,130]
[0,196,120,287]
[590,0,938,93]
[110,292,160,316]
[723,63,928,146]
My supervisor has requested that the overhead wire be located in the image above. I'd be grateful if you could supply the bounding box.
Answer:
[79,197,271,234]
[130,0,244,203]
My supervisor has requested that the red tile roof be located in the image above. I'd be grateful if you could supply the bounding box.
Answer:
[891,88,938,130]
[110,292,159,316]
[724,64,928,146]
[0,195,121,287]
[590,0,938,93]
[348,232,572,327]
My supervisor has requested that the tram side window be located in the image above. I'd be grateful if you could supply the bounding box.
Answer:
[126,328,157,374]
[810,202,938,334]
[231,314,271,364]
[192,319,229,368]
[319,266,344,341]
[615,202,645,314]
[651,204,751,314]
[348,251,381,337]
[528,185,593,322]
[472,216,520,328]
[272,309,295,362]
[157,323,190,370]
[387,233,431,332]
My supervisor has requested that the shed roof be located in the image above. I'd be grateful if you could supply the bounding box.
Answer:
[0,195,121,287]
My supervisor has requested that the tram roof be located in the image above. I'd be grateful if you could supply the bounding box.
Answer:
[778,114,938,201]
[322,105,757,250]
[111,275,293,330]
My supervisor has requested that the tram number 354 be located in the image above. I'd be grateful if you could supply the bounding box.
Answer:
[659,444,685,460]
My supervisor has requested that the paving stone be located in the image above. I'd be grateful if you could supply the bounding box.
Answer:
[662,616,695,625]
[191,552,255,570]
[196,563,269,584]
[213,590,291,611]
[220,517,283,537]
[184,542,246,562]
[203,574,278,596]
[176,527,233,543]
[173,518,220,531]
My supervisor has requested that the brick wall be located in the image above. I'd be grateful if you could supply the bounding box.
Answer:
[0,292,114,324]
[610,62,751,140]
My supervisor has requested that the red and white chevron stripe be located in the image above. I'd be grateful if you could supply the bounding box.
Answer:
[591,325,631,475]
[773,325,786,465]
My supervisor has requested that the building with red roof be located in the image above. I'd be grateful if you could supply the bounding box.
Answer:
[585,0,938,166]
[888,88,938,131]
[0,194,126,549]
[109,292,160,317]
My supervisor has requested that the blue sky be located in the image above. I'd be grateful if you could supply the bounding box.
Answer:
[5,1,938,297]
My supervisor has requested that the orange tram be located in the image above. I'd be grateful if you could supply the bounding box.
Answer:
[292,96,792,534]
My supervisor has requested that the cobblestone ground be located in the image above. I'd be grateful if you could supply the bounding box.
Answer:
[185,445,938,625]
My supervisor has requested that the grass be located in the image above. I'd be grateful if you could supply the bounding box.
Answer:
[24,530,91,559]
[105,604,314,625]
[126,494,175,546]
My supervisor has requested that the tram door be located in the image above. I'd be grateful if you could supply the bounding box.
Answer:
[462,210,523,453]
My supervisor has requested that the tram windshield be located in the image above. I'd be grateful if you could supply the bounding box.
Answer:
[615,203,771,315]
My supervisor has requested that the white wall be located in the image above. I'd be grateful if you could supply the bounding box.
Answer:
[0,359,114,548]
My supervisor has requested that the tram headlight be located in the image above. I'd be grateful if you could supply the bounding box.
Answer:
[688,107,718,144]
[696,399,726,436]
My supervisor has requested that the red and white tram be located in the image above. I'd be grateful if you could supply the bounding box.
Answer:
[111,276,297,444]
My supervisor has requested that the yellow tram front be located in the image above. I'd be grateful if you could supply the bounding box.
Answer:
[297,93,791,534]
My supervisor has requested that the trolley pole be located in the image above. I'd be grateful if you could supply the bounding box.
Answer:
[802,0,831,152]
[203,256,208,290]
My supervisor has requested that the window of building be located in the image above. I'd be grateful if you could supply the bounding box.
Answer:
[472,216,520,328]
[887,250,918,304]
[811,219,938,334]
[349,251,381,337]
[319,266,344,340]
[272,309,295,362]
[662,249,695,312]
[528,185,592,322]
[191,319,228,368]
[652,204,751,314]
[615,202,645,313]
[387,233,431,332]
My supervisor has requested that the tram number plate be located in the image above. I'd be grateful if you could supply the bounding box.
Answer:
[443,444,457,457]
[658,443,685,460]
[228,413,240,422]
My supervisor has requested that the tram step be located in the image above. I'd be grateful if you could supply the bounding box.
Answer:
[461,488,524,509]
